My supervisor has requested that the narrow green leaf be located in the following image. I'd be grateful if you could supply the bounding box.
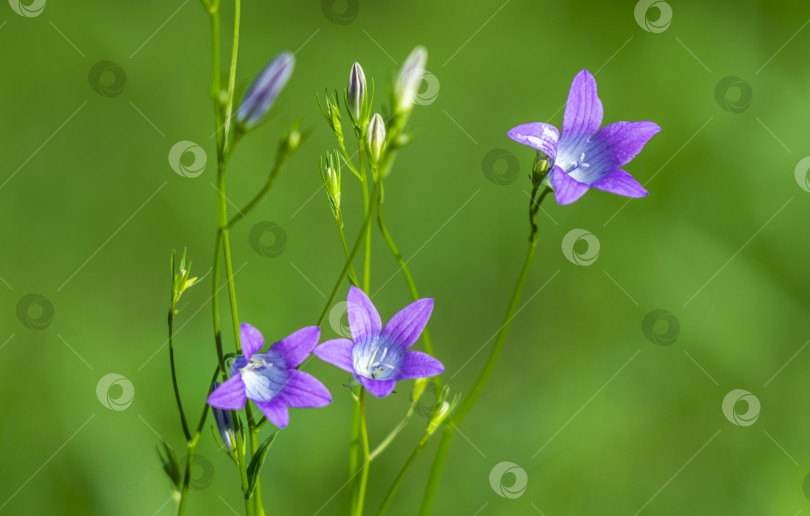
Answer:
[245,431,279,498]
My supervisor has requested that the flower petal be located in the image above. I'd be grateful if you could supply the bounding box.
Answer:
[381,298,434,350]
[589,169,649,198]
[313,338,356,373]
[280,369,332,408]
[550,165,589,205]
[207,374,246,410]
[356,375,397,398]
[584,121,661,171]
[255,399,290,428]
[271,326,320,368]
[561,69,603,150]
[398,351,444,380]
[506,123,558,161]
[240,323,264,360]
[347,286,382,343]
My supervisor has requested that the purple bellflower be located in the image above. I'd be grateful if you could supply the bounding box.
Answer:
[507,69,660,205]
[210,382,234,451]
[207,323,331,428]
[236,52,295,129]
[313,286,444,398]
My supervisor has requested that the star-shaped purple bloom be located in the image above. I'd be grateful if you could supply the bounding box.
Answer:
[207,323,331,429]
[313,286,444,398]
[507,69,661,205]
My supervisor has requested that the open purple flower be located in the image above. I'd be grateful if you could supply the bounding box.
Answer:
[313,286,443,398]
[207,323,331,428]
[507,69,660,205]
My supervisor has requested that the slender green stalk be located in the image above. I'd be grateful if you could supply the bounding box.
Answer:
[348,386,362,514]
[417,186,550,515]
[226,157,287,229]
[338,218,360,286]
[376,437,427,516]
[354,389,371,516]
[168,313,191,441]
[359,146,371,292]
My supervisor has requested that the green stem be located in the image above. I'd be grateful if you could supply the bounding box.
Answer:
[376,438,427,516]
[168,312,191,441]
[337,216,359,286]
[355,389,371,516]
[359,146,371,292]
[417,186,550,515]
[222,0,240,153]
[369,403,415,462]
[226,155,287,229]
[349,386,362,514]
[177,437,198,516]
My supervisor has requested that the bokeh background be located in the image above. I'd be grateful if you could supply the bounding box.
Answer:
[2,0,809,514]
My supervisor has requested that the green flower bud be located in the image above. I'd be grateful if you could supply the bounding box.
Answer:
[320,152,342,220]
[366,113,386,164]
[426,386,459,438]
[318,90,344,144]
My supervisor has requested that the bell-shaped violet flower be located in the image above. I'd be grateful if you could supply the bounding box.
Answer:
[236,52,295,129]
[210,382,235,451]
[207,323,331,428]
[313,286,444,398]
[507,69,660,205]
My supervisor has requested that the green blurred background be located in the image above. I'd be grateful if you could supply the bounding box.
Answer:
[2,0,809,514]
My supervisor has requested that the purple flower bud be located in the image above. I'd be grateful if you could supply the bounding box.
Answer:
[347,62,366,124]
[366,113,386,163]
[210,382,234,451]
[236,52,295,129]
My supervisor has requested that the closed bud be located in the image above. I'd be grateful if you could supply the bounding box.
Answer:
[281,128,302,156]
[318,91,344,143]
[320,152,342,219]
[366,113,386,164]
[347,62,367,126]
[394,46,427,113]
[236,52,295,129]
[531,157,549,185]
[210,382,235,453]
[426,386,459,438]
[411,378,428,404]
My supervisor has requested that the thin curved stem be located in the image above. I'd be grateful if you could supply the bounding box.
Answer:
[354,389,371,516]
[168,312,191,441]
[376,438,427,516]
